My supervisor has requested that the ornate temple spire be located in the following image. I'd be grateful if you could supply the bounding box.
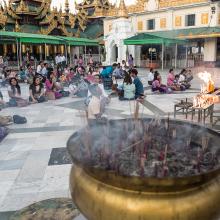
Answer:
[65,0,70,14]
[16,0,29,13]
[14,20,21,32]
[118,0,128,18]
[59,4,62,13]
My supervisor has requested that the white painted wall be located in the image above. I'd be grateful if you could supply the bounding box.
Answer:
[104,17,135,65]
[204,38,217,62]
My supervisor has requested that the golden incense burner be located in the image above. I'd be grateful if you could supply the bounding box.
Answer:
[67,119,220,220]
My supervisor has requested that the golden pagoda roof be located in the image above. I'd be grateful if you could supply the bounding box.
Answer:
[118,0,128,18]
[0,5,7,26]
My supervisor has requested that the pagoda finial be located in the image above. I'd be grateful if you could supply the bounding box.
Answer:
[17,0,29,13]
[59,4,62,13]
[118,0,128,18]
[65,0,70,14]
[14,20,21,32]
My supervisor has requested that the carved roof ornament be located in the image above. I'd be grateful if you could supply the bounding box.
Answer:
[159,0,207,8]
[4,0,21,19]
[127,0,146,14]
[14,19,21,32]
[65,0,70,14]
[59,4,62,13]
[0,4,7,26]
[16,0,29,13]
[118,0,128,18]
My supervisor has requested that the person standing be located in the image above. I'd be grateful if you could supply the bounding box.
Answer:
[60,54,66,70]
[88,54,94,66]
[128,54,134,69]
[147,68,154,85]
[74,54,78,66]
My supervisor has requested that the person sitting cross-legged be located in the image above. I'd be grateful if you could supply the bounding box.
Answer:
[152,71,168,93]
[8,77,28,107]
[29,76,47,103]
[130,68,144,99]
[45,71,62,100]
[119,72,135,101]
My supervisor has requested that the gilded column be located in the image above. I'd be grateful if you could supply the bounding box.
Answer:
[60,45,64,54]
[22,44,26,54]
[29,45,33,54]
[39,45,42,60]
[45,45,49,57]
[12,44,16,54]
[53,45,57,55]
[3,44,7,56]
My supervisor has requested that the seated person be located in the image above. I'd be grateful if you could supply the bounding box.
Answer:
[185,69,193,83]
[147,68,154,85]
[45,71,62,100]
[25,64,35,84]
[0,90,6,109]
[152,71,168,93]
[167,69,179,91]
[29,76,46,103]
[173,74,185,91]
[66,68,75,82]
[121,60,127,71]
[100,63,117,78]
[112,63,123,79]
[8,77,28,107]
[119,72,135,100]
[18,66,27,82]
[178,69,191,89]
[130,69,144,99]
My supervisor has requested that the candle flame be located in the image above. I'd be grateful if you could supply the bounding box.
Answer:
[198,71,214,93]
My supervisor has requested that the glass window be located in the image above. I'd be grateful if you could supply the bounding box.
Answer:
[147,19,155,30]
[186,14,196,26]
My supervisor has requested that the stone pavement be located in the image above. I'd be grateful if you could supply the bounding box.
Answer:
[0,68,220,218]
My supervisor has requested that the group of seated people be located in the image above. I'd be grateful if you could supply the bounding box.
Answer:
[147,68,193,93]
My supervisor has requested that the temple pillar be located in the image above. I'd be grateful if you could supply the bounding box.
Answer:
[54,45,57,54]
[3,44,7,56]
[22,44,26,54]
[38,45,42,60]
[45,45,49,57]
[135,45,141,67]
[12,44,16,54]
[29,45,33,54]
[60,45,64,54]
[204,38,217,67]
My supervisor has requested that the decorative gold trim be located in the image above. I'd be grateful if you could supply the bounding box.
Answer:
[178,32,220,39]
[160,18,166,28]
[159,0,207,8]
[16,0,29,13]
[175,16,182,27]
[137,21,143,31]
[201,13,208,25]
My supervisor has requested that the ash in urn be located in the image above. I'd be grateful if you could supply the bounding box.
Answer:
[68,118,220,178]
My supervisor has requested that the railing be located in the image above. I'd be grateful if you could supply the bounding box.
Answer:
[83,54,102,64]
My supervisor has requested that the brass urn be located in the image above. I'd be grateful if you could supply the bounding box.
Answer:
[67,119,220,220]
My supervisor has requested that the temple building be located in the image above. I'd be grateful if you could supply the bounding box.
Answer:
[104,0,220,68]
[0,0,113,64]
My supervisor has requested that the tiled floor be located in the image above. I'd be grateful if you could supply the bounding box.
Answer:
[0,68,220,216]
